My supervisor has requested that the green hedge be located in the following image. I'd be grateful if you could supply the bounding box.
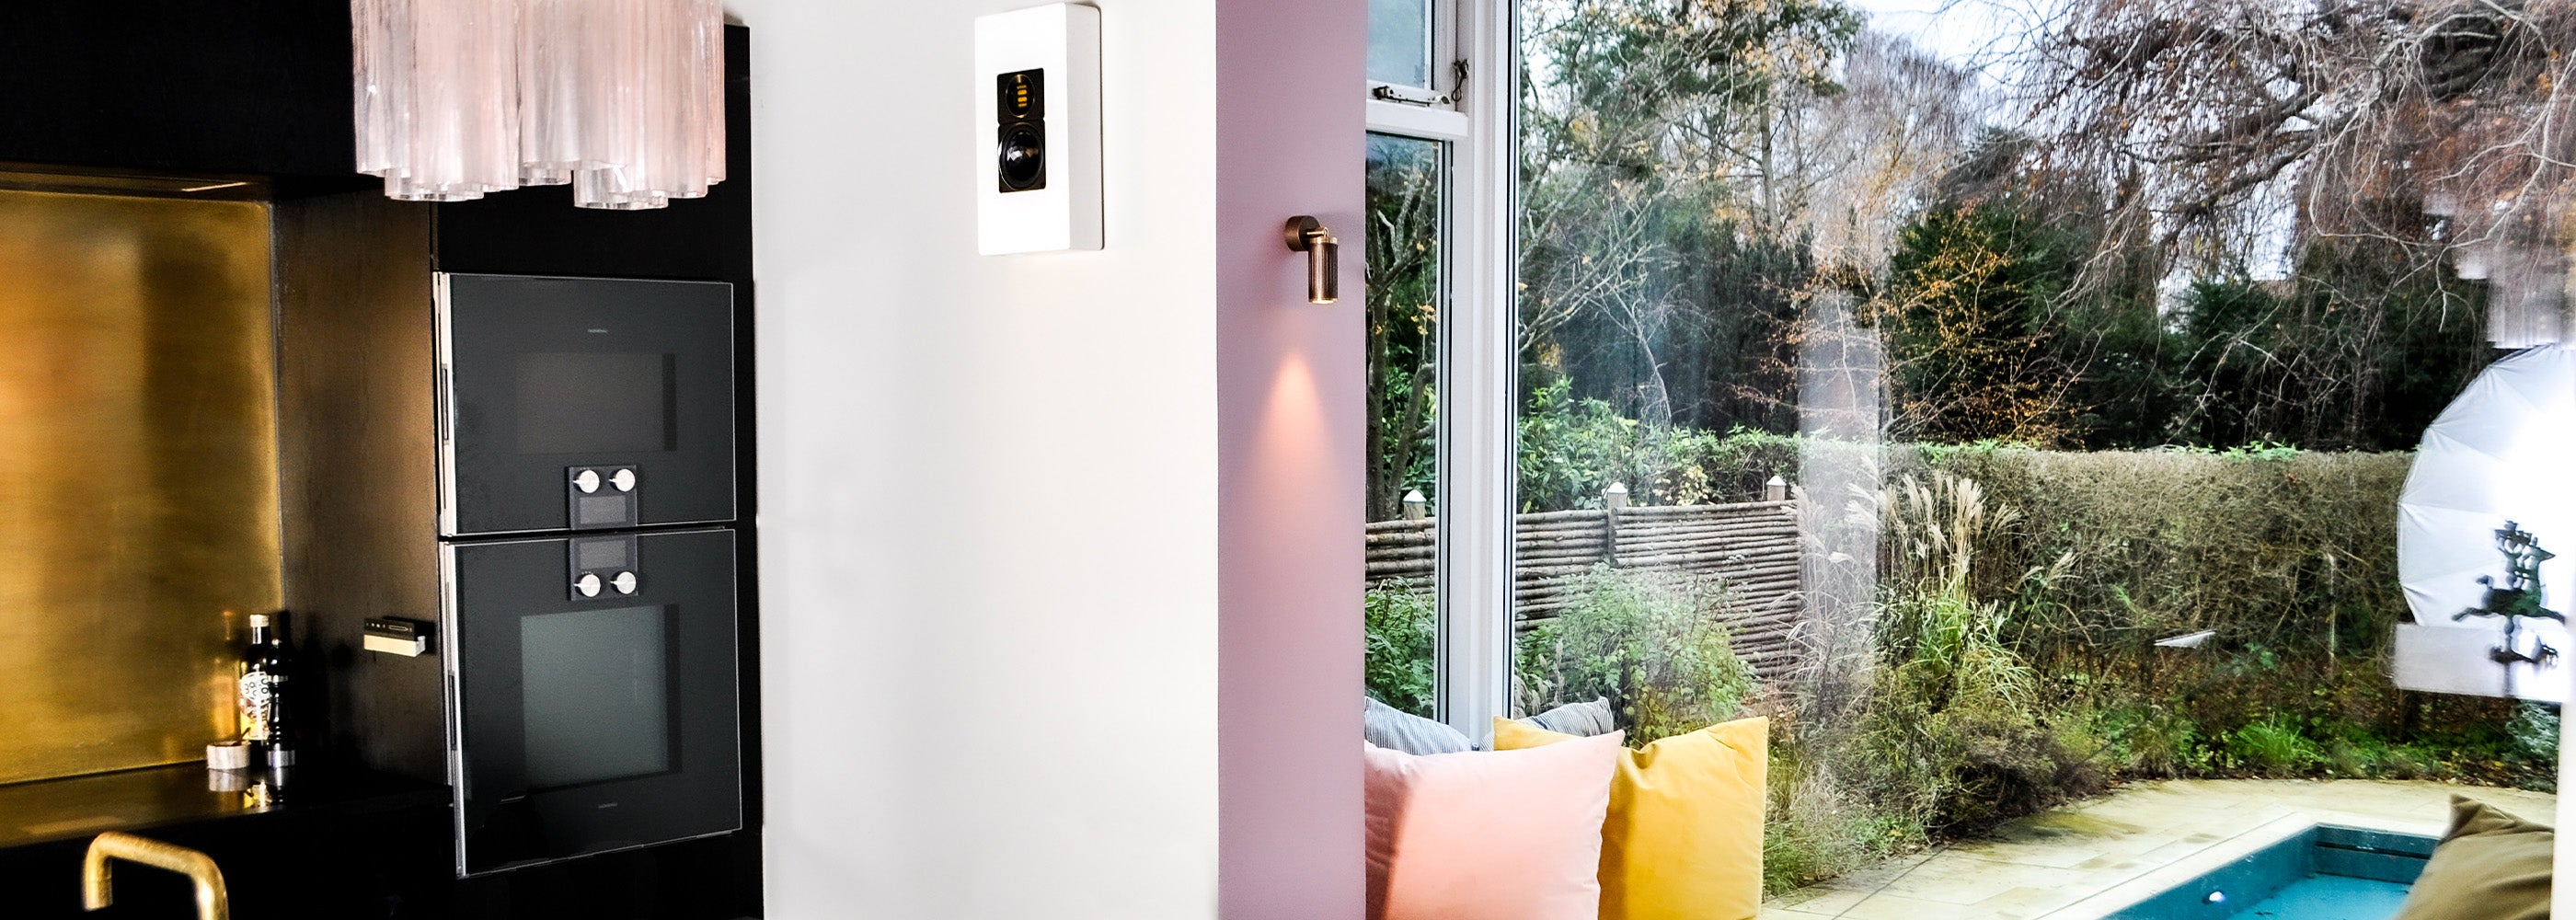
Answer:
[1524,429,2417,660]
[1910,444,2409,660]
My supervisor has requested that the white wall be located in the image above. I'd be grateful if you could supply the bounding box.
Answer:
[742,1,1223,916]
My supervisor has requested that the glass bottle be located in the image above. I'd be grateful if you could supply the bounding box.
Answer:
[263,612,298,768]
[237,613,279,758]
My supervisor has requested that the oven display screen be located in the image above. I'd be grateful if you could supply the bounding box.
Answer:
[520,604,673,788]
[514,352,678,454]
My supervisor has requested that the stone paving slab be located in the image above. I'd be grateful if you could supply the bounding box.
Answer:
[1758,779,2556,920]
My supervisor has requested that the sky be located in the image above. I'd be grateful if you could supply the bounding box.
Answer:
[1844,0,2046,88]
[1846,0,1982,61]
[1844,0,2305,283]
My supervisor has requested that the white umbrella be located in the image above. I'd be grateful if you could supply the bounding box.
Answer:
[2394,345,2576,702]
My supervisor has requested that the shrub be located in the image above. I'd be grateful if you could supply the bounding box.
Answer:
[2099,707,2204,778]
[1363,580,1437,717]
[1843,598,2103,834]
[1517,383,1800,512]
[1517,379,1648,512]
[2379,744,2442,781]
[2509,703,2561,765]
[1659,426,1802,506]
[2227,719,2322,775]
[1815,472,2109,834]
[1516,566,1756,744]
[1765,738,1924,894]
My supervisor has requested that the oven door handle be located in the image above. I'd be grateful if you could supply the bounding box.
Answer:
[436,364,454,444]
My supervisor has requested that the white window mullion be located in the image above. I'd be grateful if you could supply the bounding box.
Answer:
[1435,0,1516,745]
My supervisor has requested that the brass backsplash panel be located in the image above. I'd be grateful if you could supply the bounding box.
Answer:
[0,189,282,785]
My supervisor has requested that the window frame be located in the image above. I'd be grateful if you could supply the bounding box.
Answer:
[1386,4,2576,907]
[1366,0,1459,105]
[1364,0,1517,744]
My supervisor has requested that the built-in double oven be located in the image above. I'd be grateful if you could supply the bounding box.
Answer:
[433,273,741,876]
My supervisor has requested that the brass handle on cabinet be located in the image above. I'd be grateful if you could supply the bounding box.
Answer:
[1283,216,1340,305]
[83,832,230,920]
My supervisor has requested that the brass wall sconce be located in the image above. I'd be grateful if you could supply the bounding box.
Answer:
[1283,215,1339,305]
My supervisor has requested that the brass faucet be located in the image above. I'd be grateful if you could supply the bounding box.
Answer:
[81,832,229,920]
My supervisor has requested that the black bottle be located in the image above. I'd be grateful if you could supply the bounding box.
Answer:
[237,613,280,758]
[263,611,298,768]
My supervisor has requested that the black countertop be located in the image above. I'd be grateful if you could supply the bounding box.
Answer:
[0,762,454,919]
[0,760,445,850]
[0,762,759,919]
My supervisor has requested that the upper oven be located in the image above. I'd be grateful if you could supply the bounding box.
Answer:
[436,273,737,537]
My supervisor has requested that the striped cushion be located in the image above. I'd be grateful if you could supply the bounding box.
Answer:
[1517,697,1616,738]
[1365,696,1473,755]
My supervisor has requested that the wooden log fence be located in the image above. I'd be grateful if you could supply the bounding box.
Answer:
[1366,488,1804,678]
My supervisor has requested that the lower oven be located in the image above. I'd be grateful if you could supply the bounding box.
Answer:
[441,527,742,876]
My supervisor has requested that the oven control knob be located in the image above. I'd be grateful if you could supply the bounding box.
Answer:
[610,468,638,492]
[612,571,639,594]
[575,573,604,598]
[573,469,603,493]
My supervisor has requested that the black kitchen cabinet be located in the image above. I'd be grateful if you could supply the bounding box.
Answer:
[0,766,761,919]
[0,1,355,178]
[0,6,762,918]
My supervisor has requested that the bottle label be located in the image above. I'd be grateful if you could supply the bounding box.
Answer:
[240,672,276,742]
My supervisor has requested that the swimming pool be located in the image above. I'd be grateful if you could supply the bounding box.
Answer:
[2108,825,2434,920]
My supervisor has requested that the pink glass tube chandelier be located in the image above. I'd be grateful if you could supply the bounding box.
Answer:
[351,0,727,209]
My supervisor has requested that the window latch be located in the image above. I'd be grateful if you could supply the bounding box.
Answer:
[1371,84,1453,108]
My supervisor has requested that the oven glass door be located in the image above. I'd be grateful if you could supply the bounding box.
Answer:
[446,528,741,876]
[439,273,736,537]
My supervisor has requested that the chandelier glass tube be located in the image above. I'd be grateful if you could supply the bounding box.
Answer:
[352,0,725,209]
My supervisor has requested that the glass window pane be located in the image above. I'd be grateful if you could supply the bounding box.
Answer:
[515,352,678,454]
[522,605,673,788]
[1364,132,1445,719]
[1368,0,1433,88]
[1513,0,2561,908]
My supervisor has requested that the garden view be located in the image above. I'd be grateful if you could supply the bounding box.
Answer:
[1364,0,2575,896]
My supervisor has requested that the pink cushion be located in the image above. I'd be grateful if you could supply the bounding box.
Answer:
[1364,731,1623,920]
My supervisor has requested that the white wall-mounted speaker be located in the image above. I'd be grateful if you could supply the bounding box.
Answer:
[975,3,1102,255]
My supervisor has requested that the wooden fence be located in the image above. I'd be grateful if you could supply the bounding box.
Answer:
[1363,495,1806,678]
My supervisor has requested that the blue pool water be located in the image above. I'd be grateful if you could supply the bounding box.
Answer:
[2214,874,2412,919]
[2110,825,2434,920]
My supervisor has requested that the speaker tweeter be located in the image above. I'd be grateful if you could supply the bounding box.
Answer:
[996,69,1047,193]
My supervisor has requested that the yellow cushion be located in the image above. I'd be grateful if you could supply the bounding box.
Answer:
[1493,715,1767,920]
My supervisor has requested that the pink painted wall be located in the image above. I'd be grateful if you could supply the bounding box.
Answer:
[1216,0,1367,915]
